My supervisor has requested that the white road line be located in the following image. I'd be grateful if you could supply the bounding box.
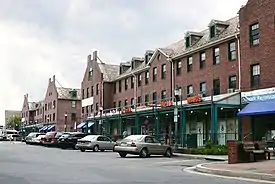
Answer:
[183,165,275,184]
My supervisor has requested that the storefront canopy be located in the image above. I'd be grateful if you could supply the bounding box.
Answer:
[238,100,275,116]
[47,125,55,131]
[40,125,49,131]
[83,122,95,128]
[77,122,86,129]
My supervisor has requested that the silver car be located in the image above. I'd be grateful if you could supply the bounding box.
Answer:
[76,135,115,152]
[114,135,173,158]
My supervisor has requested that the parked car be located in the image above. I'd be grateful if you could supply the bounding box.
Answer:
[25,132,45,144]
[58,132,86,149]
[76,135,115,152]
[42,132,62,147]
[113,135,173,158]
[32,134,46,145]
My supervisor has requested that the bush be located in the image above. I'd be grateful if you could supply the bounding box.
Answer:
[190,141,228,155]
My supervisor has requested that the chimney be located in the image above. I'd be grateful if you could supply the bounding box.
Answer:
[53,75,55,82]
[49,78,51,84]
[87,54,91,65]
[25,93,28,99]
[93,51,98,62]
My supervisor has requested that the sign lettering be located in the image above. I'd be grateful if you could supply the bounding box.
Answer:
[187,95,202,104]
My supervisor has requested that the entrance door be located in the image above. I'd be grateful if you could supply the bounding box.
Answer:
[218,121,226,145]
[197,122,204,147]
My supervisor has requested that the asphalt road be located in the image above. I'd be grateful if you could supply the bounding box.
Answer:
[0,142,252,184]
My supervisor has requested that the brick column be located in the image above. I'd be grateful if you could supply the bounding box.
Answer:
[227,140,239,164]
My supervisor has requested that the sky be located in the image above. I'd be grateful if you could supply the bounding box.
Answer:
[0,0,248,125]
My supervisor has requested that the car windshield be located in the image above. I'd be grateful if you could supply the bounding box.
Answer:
[82,135,97,141]
[122,135,144,142]
[27,133,37,137]
[37,135,45,139]
[45,132,56,137]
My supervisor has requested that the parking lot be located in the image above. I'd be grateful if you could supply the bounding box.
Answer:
[0,141,254,184]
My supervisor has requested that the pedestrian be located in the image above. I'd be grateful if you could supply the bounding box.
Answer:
[122,130,128,138]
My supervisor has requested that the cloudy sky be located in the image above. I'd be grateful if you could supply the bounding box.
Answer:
[0,0,247,125]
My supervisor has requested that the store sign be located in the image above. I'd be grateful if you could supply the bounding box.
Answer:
[242,93,275,103]
[187,95,202,104]
[160,100,173,107]
[122,108,132,114]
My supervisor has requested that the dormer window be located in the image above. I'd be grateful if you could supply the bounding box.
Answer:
[70,90,77,98]
[88,69,93,81]
[185,36,191,48]
[210,25,216,38]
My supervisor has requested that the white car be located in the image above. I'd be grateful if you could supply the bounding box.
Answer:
[76,135,115,152]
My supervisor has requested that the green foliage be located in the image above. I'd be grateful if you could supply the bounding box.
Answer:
[6,115,21,130]
[190,141,228,155]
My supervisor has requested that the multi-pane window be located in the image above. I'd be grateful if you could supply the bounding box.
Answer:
[213,47,220,65]
[185,36,191,48]
[131,76,134,89]
[145,71,149,85]
[125,78,128,90]
[137,96,142,106]
[153,67,157,82]
[90,105,93,113]
[86,88,89,98]
[200,82,206,95]
[161,90,167,100]
[118,81,121,92]
[251,64,260,87]
[82,89,85,99]
[145,94,149,105]
[82,107,84,114]
[71,113,76,121]
[187,85,193,95]
[210,25,216,38]
[187,56,193,72]
[53,113,55,121]
[200,52,206,69]
[96,84,99,95]
[152,92,157,104]
[113,83,116,94]
[250,23,259,46]
[88,70,93,81]
[176,60,181,75]
[131,98,135,108]
[213,78,220,95]
[96,103,99,111]
[71,101,76,108]
[113,102,116,108]
[118,101,122,109]
[228,41,236,61]
[124,99,128,107]
[91,86,94,96]
[229,75,237,89]
[138,74,142,87]
[161,64,166,79]
[86,106,89,114]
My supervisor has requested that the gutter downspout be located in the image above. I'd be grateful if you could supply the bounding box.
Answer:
[235,34,241,91]
[131,72,138,134]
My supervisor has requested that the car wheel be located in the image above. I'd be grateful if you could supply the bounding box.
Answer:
[139,148,148,158]
[164,148,172,157]
[93,145,99,152]
[119,152,127,158]
[80,149,85,152]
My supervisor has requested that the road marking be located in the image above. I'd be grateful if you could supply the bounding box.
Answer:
[183,165,275,184]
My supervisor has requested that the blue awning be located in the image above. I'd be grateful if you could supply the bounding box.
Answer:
[40,125,49,131]
[238,100,275,116]
[83,122,95,128]
[77,122,86,129]
[47,125,55,131]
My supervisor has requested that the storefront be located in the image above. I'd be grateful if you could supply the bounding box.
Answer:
[238,88,275,141]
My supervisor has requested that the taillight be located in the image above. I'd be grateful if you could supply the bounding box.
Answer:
[131,142,136,147]
[51,138,55,143]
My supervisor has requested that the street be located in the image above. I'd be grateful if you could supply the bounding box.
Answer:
[0,142,252,184]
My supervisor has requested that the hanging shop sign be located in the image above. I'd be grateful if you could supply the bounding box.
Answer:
[122,108,132,114]
[187,95,202,104]
[160,100,173,108]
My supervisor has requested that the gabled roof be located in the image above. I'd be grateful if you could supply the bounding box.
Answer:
[98,63,120,82]
[56,87,81,100]
[28,102,37,111]
[159,16,239,59]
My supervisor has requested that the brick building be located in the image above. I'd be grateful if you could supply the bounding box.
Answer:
[237,0,275,141]
[41,75,82,132]
[21,94,36,126]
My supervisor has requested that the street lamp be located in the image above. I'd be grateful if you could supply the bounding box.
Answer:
[174,86,181,149]
[64,112,68,132]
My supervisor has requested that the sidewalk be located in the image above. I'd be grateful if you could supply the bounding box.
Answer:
[195,160,275,181]
[173,153,227,161]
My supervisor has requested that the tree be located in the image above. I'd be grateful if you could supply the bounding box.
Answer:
[6,115,21,130]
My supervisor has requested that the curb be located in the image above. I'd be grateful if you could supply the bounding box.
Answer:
[195,163,275,182]
[173,153,227,161]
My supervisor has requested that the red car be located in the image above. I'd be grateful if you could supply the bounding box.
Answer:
[42,132,63,147]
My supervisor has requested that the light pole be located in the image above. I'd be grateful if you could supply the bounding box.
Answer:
[174,86,181,149]
[64,112,68,132]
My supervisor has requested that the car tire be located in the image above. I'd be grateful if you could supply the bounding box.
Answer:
[139,148,148,158]
[119,152,127,158]
[80,149,85,152]
[164,148,172,157]
[93,145,99,152]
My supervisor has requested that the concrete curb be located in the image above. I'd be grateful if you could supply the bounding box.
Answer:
[195,163,275,181]
[173,153,227,161]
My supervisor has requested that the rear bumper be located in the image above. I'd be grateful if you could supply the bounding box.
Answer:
[76,144,93,149]
[114,146,139,154]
